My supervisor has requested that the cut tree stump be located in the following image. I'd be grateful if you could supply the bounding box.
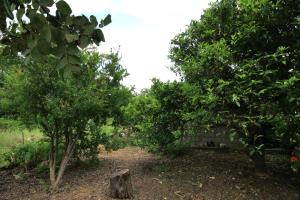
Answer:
[110,169,133,199]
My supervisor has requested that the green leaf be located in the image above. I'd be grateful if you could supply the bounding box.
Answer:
[79,36,90,49]
[82,24,95,35]
[68,55,81,65]
[65,33,79,43]
[249,148,255,156]
[40,25,51,42]
[51,28,64,44]
[32,1,39,9]
[229,131,236,142]
[56,0,72,16]
[17,7,25,21]
[30,46,41,58]
[90,15,98,26]
[29,13,47,29]
[92,29,105,44]
[232,94,240,107]
[0,14,6,31]
[39,0,54,7]
[4,0,14,20]
[67,45,80,56]
[51,45,64,57]
[36,39,52,55]
[27,36,37,49]
[65,64,81,73]
[57,56,68,68]
[99,14,111,28]
[72,15,89,26]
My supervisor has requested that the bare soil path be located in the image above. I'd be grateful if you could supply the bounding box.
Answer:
[0,147,299,200]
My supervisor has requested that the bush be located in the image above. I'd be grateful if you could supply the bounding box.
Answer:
[75,119,127,160]
[0,118,23,130]
[3,141,62,170]
[291,151,300,174]
[164,141,190,156]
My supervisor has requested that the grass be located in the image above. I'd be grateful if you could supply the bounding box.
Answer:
[0,118,43,167]
[0,128,43,148]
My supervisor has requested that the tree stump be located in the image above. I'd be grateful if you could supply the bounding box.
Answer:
[110,169,133,199]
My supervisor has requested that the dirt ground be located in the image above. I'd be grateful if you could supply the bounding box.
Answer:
[0,147,299,200]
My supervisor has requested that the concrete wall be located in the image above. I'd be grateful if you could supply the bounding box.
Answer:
[185,126,242,148]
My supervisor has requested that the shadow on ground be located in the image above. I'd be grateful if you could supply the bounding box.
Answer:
[0,147,299,200]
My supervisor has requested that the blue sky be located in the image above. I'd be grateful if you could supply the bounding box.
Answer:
[66,0,212,91]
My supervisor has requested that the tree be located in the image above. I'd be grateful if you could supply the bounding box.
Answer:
[170,0,300,171]
[122,79,193,154]
[122,89,160,149]
[0,55,24,117]
[1,51,129,188]
[149,79,190,153]
[0,0,111,70]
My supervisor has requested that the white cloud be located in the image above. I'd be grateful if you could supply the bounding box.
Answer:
[65,0,211,91]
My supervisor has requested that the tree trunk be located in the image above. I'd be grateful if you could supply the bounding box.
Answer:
[49,136,56,186]
[110,169,133,199]
[49,133,77,190]
[52,138,76,189]
[22,131,25,144]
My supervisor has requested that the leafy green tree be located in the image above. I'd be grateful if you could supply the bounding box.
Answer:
[149,79,190,153]
[74,51,133,160]
[1,51,129,188]
[0,55,24,117]
[123,80,193,154]
[122,89,160,148]
[170,0,300,171]
[0,0,111,70]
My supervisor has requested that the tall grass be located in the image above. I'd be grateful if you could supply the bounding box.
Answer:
[0,128,43,148]
[0,118,43,167]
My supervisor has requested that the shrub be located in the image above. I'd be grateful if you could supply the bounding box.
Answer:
[291,151,300,174]
[75,120,127,160]
[0,118,23,130]
[3,141,62,170]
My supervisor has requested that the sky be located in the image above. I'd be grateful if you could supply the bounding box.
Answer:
[66,0,212,91]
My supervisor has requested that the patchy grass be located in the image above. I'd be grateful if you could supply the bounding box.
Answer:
[0,118,43,167]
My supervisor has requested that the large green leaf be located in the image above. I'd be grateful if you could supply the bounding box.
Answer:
[39,0,54,7]
[26,36,37,49]
[79,36,90,49]
[72,15,89,26]
[36,39,52,55]
[51,45,65,57]
[4,0,14,20]
[40,25,52,42]
[56,0,72,16]
[92,29,105,45]
[65,33,79,43]
[65,64,81,73]
[99,14,111,28]
[90,15,98,26]
[51,28,64,44]
[67,45,80,56]
[82,24,95,35]
[57,56,68,68]
[68,54,81,65]
[16,7,25,21]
